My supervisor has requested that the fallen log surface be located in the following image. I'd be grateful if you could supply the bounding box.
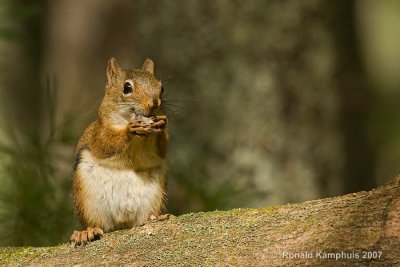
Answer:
[1,176,399,266]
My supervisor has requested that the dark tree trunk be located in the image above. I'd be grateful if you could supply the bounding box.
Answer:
[327,1,377,194]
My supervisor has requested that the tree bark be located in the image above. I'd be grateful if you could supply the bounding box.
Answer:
[1,176,399,266]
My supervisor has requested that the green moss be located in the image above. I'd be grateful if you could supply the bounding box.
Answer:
[0,244,65,266]
[260,206,277,216]
[177,208,261,222]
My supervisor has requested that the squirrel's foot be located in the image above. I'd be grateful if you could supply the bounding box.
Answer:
[139,214,174,227]
[69,227,104,248]
[150,213,174,222]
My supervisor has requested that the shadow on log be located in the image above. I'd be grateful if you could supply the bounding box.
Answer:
[1,176,399,266]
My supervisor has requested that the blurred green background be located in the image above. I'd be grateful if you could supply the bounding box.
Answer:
[0,0,400,246]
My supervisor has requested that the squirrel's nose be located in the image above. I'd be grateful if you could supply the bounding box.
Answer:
[145,99,159,115]
[153,99,160,108]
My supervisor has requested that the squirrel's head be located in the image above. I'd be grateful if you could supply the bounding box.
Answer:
[102,57,164,118]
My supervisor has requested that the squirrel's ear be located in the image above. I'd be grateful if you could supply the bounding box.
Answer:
[107,57,121,87]
[142,58,154,74]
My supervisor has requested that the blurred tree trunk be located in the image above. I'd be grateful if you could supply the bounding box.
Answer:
[43,0,137,126]
[1,0,43,135]
[327,0,377,193]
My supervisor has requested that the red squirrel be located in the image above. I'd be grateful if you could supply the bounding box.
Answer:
[69,58,169,247]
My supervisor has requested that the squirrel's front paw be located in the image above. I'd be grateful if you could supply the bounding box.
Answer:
[128,120,154,136]
[69,227,104,247]
[150,115,168,130]
[129,116,167,136]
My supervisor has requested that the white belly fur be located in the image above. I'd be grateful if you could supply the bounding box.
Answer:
[78,148,165,232]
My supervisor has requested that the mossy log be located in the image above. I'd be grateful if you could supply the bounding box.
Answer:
[1,176,399,266]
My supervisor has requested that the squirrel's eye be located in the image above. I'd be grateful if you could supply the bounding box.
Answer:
[123,82,133,94]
